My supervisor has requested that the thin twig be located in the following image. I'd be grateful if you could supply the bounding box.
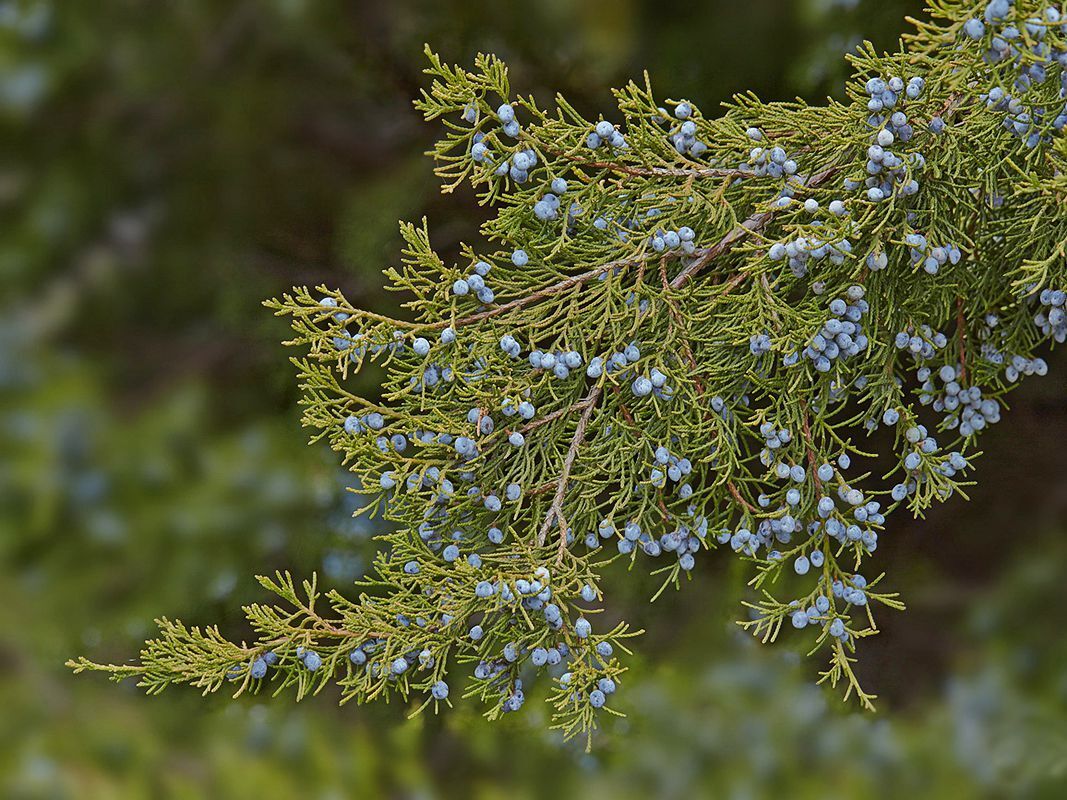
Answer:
[799,399,823,495]
[536,385,603,549]
[670,210,774,290]
[670,162,842,290]
[520,393,597,434]
[545,146,750,180]
[727,481,757,514]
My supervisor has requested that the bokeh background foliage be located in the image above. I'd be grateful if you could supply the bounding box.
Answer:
[2,0,1066,797]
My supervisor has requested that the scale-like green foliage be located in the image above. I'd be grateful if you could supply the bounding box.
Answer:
[72,1,1067,745]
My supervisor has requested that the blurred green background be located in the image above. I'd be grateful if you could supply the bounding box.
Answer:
[3,0,1066,797]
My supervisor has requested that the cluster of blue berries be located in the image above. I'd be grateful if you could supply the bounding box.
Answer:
[902,422,939,465]
[864,249,889,271]
[833,574,869,610]
[248,650,278,680]
[983,85,1066,149]
[502,146,540,184]
[768,234,854,278]
[936,449,971,480]
[891,432,968,500]
[966,5,1067,148]
[454,567,624,713]
[864,75,925,117]
[468,102,522,170]
[295,646,323,672]
[667,102,708,157]
[788,592,836,630]
[749,332,773,356]
[649,225,697,254]
[501,679,526,712]
[757,421,793,466]
[974,313,1043,381]
[744,143,798,180]
[832,576,866,605]
[905,233,962,275]
[472,102,549,183]
[613,519,644,556]
[889,425,936,501]
[792,287,869,372]
[894,323,949,360]
[610,512,707,571]
[858,74,927,201]
[723,517,792,558]
[344,410,385,436]
[533,176,571,221]
[496,102,522,139]
[559,639,617,708]
[528,348,583,379]
[584,341,637,379]
[864,135,922,201]
[586,119,628,151]
[656,517,706,571]
[1000,352,1049,382]
[820,490,884,554]
[1034,287,1067,342]
[649,444,694,499]
[629,364,672,399]
[918,364,1002,436]
[320,297,371,358]
[452,259,495,303]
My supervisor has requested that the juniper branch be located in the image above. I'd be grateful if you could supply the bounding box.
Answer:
[73,1,1067,744]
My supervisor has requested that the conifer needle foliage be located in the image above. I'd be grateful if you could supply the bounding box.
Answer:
[71,1,1067,745]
